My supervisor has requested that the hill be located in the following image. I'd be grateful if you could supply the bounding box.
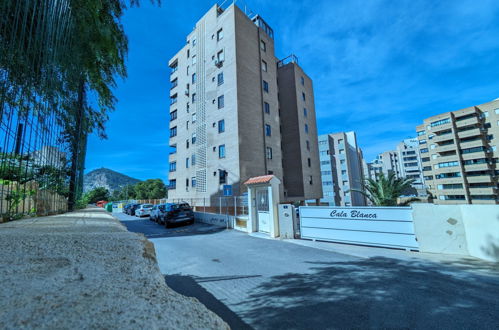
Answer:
[83,168,140,193]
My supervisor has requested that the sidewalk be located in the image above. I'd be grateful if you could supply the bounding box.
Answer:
[283,237,499,276]
[0,207,228,329]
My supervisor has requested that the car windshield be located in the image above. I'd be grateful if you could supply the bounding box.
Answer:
[143,204,153,208]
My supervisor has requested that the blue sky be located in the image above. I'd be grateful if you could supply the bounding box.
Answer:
[85,0,499,181]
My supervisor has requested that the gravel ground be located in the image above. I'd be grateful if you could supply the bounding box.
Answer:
[0,208,228,330]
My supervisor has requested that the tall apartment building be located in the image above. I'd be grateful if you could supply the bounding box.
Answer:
[366,151,400,179]
[416,99,499,204]
[318,132,366,206]
[396,138,424,190]
[167,4,322,204]
[365,138,425,194]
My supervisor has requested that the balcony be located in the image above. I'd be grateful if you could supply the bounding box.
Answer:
[455,117,479,127]
[466,175,492,183]
[463,163,489,172]
[469,187,496,195]
[435,144,457,153]
[457,128,481,139]
[461,151,487,161]
[459,139,484,149]
[433,134,454,143]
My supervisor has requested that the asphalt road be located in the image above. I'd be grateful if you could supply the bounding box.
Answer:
[116,213,499,330]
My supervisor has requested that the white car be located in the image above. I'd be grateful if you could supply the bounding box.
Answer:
[135,204,153,217]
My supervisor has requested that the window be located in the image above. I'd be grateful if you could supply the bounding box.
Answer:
[186,121,189,130]
[265,124,271,136]
[263,80,269,93]
[192,38,197,46]
[260,40,266,51]
[218,95,224,109]
[461,146,486,154]
[302,92,306,101]
[303,108,307,117]
[170,110,177,121]
[437,161,459,168]
[219,170,227,184]
[192,73,196,84]
[192,55,197,65]
[309,175,313,185]
[192,93,196,103]
[306,140,310,150]
[218,119,225,133]
[170,94,177,105]
[185,158,189,168]
[421,157,430,162]
[266,147,272,159]
[482,111,489,118]
[219,144,226,158]
[170,126,177,137]
[437,183,463,190]
[170,78,178,89]
[339,149,345,154]
[217,50,224,62]
[305,124,309,134]
[217,72,224,85]
[495,108,499,114]
[192,132,196,144]
[191,154,196,165]
[169,179,176,189]
[420,148,428,153]
[262,60,267,72]
[186,178,189,188]
[301,76,305,85]
[217,28,223,41]
[192,177,197,187]
[430,118,450,127]
[341,170,347,175]
[187,49,190,58]
[169,162,176,172]
[417,130,425,136]
[435,172,461,179]
[264,102,270,114]
[307,158,311,167]
[192,112,197,123]
[186,139,189,149]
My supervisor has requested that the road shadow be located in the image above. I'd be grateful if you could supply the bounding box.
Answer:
[236,257,499,329]
[121,219,225,239]
[165,274,253,329]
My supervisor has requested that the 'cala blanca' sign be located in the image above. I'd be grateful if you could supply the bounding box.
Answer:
[299,206,418,250]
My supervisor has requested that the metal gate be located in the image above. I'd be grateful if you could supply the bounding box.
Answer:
[299,206,419,250]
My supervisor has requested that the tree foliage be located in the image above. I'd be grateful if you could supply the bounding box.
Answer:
[108,179,167,201]
[84,187,110,204]
[351,172,419,206]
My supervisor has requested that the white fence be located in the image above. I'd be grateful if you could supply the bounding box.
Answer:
[299,206,419,250]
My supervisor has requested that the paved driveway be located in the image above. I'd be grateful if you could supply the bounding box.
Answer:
[117,213,499,330]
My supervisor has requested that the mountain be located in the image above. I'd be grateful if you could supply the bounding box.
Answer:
[83,168,141,193]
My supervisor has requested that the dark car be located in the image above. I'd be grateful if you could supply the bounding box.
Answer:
[123,203,133,215]
[161,202,194,227]
[129,203,141,216]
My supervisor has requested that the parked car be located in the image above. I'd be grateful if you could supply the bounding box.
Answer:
[135,204,153,217]
[161,202,194,228]
[150,204,167,223]
[123,203,133,214]
[128,203,141,216]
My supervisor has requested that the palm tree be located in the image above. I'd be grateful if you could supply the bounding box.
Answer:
[351,172,419,206]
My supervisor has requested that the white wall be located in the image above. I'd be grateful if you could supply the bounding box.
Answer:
[412,204,499,262]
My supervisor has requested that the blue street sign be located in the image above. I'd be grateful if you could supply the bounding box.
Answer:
[223,185,232,196]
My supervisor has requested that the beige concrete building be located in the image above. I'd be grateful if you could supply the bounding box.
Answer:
[318,131,367,206]
[416,99,499,204]
[167,4,322,204]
